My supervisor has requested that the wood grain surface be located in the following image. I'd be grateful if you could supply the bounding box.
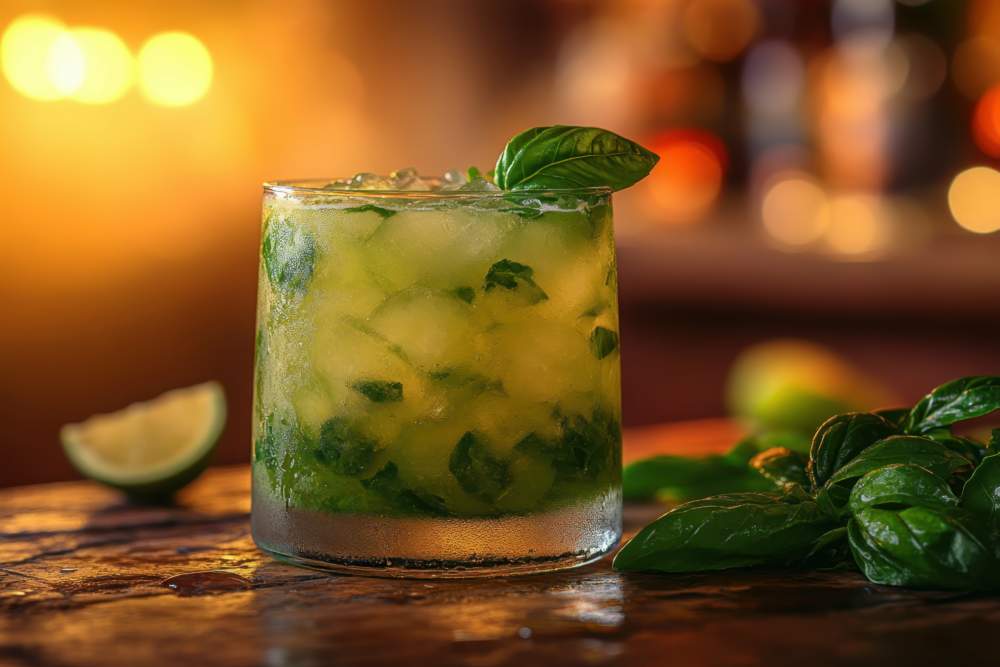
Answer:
[2,454,997,666]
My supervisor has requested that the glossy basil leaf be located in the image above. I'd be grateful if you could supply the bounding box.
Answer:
[904,376,1000,434]
[960,453,1000,523]
[873,407,909,430]
[494,126,659,192]
[807,413,898,489]
[613,491,837,573]
[848,464,958,515]
[750,447,809,489]
[802,526,854,570]
[926,431,988,465]
[725,431,812,464]
[622,455,772,502]
[826,436,972,488]
[848,507,998,590]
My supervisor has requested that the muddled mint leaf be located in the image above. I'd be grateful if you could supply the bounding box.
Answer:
[343,204,396,219]
[428,368,504,394]
[262,212,315,294]
[483,259,548,303]
[590,326,619,359]
[449,432,510,502]
[315,417,377,477]
[362,462,448,516]
[351,379,403,403]
[558,408,621,480]
[494,125,659,192]
[467,166,482,181]
[452,286,476,304]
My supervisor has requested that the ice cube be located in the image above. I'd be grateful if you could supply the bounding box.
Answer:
[389,167,433,191]
[458,177,501,192]
[349,172,394,190]
[439,169,469,191]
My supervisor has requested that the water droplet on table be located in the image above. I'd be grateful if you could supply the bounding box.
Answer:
[160,570,251,596]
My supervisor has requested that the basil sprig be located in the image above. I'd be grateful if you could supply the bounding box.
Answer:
[616,375,1000,590]
[494,126,659,192]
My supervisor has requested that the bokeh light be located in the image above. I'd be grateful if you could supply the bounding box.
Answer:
[138,32,213,107]
[67,28,133,104]
[683,0,759,62]
[761,173,830,247]
[646,130,726,225]
[1,15,70,101]
[948,167,1000,234]
[825,194,892,257]
[47,31,85,96]
[973,85,1000,157]
[952,37,1000,99]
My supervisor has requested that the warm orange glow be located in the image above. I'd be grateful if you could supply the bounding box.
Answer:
[682,0,759,62]
[973,86,1000,157]
[1,15,71,101]
[761,174,830,247]
[646,130,725,225]
[138,32,213,107]
[825,194,892,257]
[952,37,1000,99]
[66,28,133,104]
[949,167,1000,234]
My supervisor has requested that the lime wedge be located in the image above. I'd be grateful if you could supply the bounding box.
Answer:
[60,382,226,500]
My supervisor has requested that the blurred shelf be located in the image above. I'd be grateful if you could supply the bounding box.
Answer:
[617,224,1000,319]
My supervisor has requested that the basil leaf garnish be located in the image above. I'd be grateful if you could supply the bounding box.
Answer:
[494,126,659,191]
[904,376,1000,434]
[613,491,837,573]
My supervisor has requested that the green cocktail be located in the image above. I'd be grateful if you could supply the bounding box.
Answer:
[251,126,657,576]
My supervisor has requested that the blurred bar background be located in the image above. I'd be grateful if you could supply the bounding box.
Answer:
[2,0,999,487]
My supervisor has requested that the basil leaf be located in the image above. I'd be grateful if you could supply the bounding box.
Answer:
[262,212,315,295]
[848,507,998,590]
[807,413,898,489]
[990,429,1000,455]
[803,526,853,567]
[362,463,448,516]
[451,286,476,304]
[613,491,837,573]
[750,447,809,489]
[873,407,910,430]
[848,464,958,515]
[343,204,396,219]
[904,376,1000,434]
[494,126,659,192]
[960,453,1000,523]
[315,417,378,477]
[449,432,510,503]
[483,259,548,304]
[826,436,972,488]
[589,326,619,360]
[926,430,988,465]
[350,379,403,403]
[622,455,772,502]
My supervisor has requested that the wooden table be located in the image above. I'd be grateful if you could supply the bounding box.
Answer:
[2,444,998,666]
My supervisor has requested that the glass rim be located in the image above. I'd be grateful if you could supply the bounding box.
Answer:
[263,178,613,199]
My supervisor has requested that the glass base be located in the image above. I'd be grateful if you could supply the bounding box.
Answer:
[252,489,622,579]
